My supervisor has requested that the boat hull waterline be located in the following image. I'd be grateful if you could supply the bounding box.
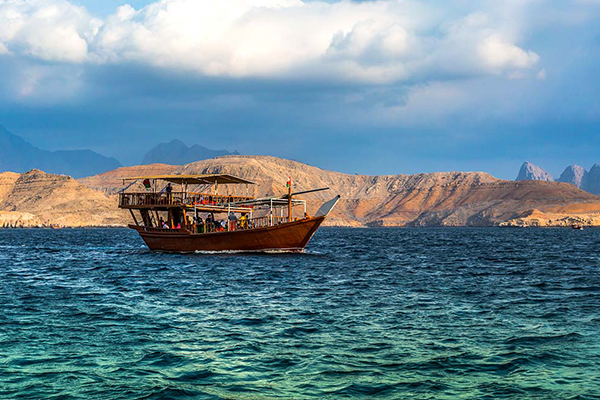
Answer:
[129,216,326,253]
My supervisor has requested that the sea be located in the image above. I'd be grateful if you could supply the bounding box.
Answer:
[0,227,599,399]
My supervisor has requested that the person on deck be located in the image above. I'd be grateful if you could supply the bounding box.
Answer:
[165,183,173,204]
[239,213,248,229]
[228,211,238,231]
[196,216,204,233]
[206,213,215,232]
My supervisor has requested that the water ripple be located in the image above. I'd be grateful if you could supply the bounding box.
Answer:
[0,227,599,399]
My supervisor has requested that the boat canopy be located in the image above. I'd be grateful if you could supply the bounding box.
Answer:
[122,174,255,185]
[228,197,307,207]
[229,187,330,206]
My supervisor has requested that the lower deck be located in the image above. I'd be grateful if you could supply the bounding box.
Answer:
[129,216,326,252]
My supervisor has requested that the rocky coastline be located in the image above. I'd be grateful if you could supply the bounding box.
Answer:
[3,156,600,228]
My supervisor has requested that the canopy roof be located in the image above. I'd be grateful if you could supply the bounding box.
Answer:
[122,174,255,185]
[229,198,307,207]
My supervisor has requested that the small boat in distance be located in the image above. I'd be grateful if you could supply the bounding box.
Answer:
[572,224,584,230]
[118,174,339,252]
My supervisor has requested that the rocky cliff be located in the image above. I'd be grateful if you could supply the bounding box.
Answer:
[0,170,127,228]
[516,161,554,182]
[583,164,600,196]
[3,156,600,228]
[516,162,600,196]
[172,156,599,227]
[557,165,587,188]
[79,163,178,194]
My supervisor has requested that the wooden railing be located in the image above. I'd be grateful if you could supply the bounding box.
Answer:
[248,215,289,228]
[119,192,254,207]
[119,192,184,207]
[187,193,254,206]
[184,215,291,234]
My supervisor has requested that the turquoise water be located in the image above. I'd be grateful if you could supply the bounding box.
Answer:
[1,227,599,399]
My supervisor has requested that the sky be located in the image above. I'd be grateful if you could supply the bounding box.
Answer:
[0,0,599,179]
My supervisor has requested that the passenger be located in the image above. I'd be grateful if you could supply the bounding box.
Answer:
[205,213,214,232]
[165,183,173,204]
[220,220,227,231]
[240,213,248,229]
[176,222,181,229]
[228,211,238,231]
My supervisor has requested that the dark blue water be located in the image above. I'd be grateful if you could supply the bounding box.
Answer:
[1,228,599,399]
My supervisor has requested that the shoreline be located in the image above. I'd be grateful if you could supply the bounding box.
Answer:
[1,225,597,230]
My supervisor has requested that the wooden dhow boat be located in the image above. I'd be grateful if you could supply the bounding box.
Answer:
[118,174,339,252]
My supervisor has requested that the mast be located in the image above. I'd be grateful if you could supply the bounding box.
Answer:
[288,177,292,222]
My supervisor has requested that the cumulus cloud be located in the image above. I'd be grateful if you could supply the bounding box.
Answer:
[0,0,100,62]
[0,0,542,83]
[480,36,539,71]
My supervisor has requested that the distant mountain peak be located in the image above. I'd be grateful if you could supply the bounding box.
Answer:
[584,163,600,195]
[141,139,239,165]
[557,165,587,188]
[0,126,121,178]
[516,161,554,182]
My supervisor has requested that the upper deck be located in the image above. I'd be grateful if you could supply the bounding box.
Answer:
[118,173,256,212]
[118,192,254,210]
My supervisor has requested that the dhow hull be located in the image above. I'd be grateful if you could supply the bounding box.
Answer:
[129,216,326,253]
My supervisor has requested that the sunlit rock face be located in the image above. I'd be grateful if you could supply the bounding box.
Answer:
[557,165,587,189]
[3,156,600,228]
[516,162,554,182]
[0,169,127,228]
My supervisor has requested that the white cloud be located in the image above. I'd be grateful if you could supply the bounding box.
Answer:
[480,36,539,71]
[0,0,541,83]
[0,0,100,62]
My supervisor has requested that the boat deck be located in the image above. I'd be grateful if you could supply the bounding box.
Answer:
[119,192,254,209]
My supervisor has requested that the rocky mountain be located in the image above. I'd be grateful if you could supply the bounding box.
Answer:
[584,164,600,195]
[79,163,178,194]
[516,161,554,182]
[0,125,122,178]
[521,163,600,196]
[173,156,600,227]
[141,139,238,165]
[4,155,600,228]
[0,170,127,228]
[557,165,587,188]
[75,155,600,227]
